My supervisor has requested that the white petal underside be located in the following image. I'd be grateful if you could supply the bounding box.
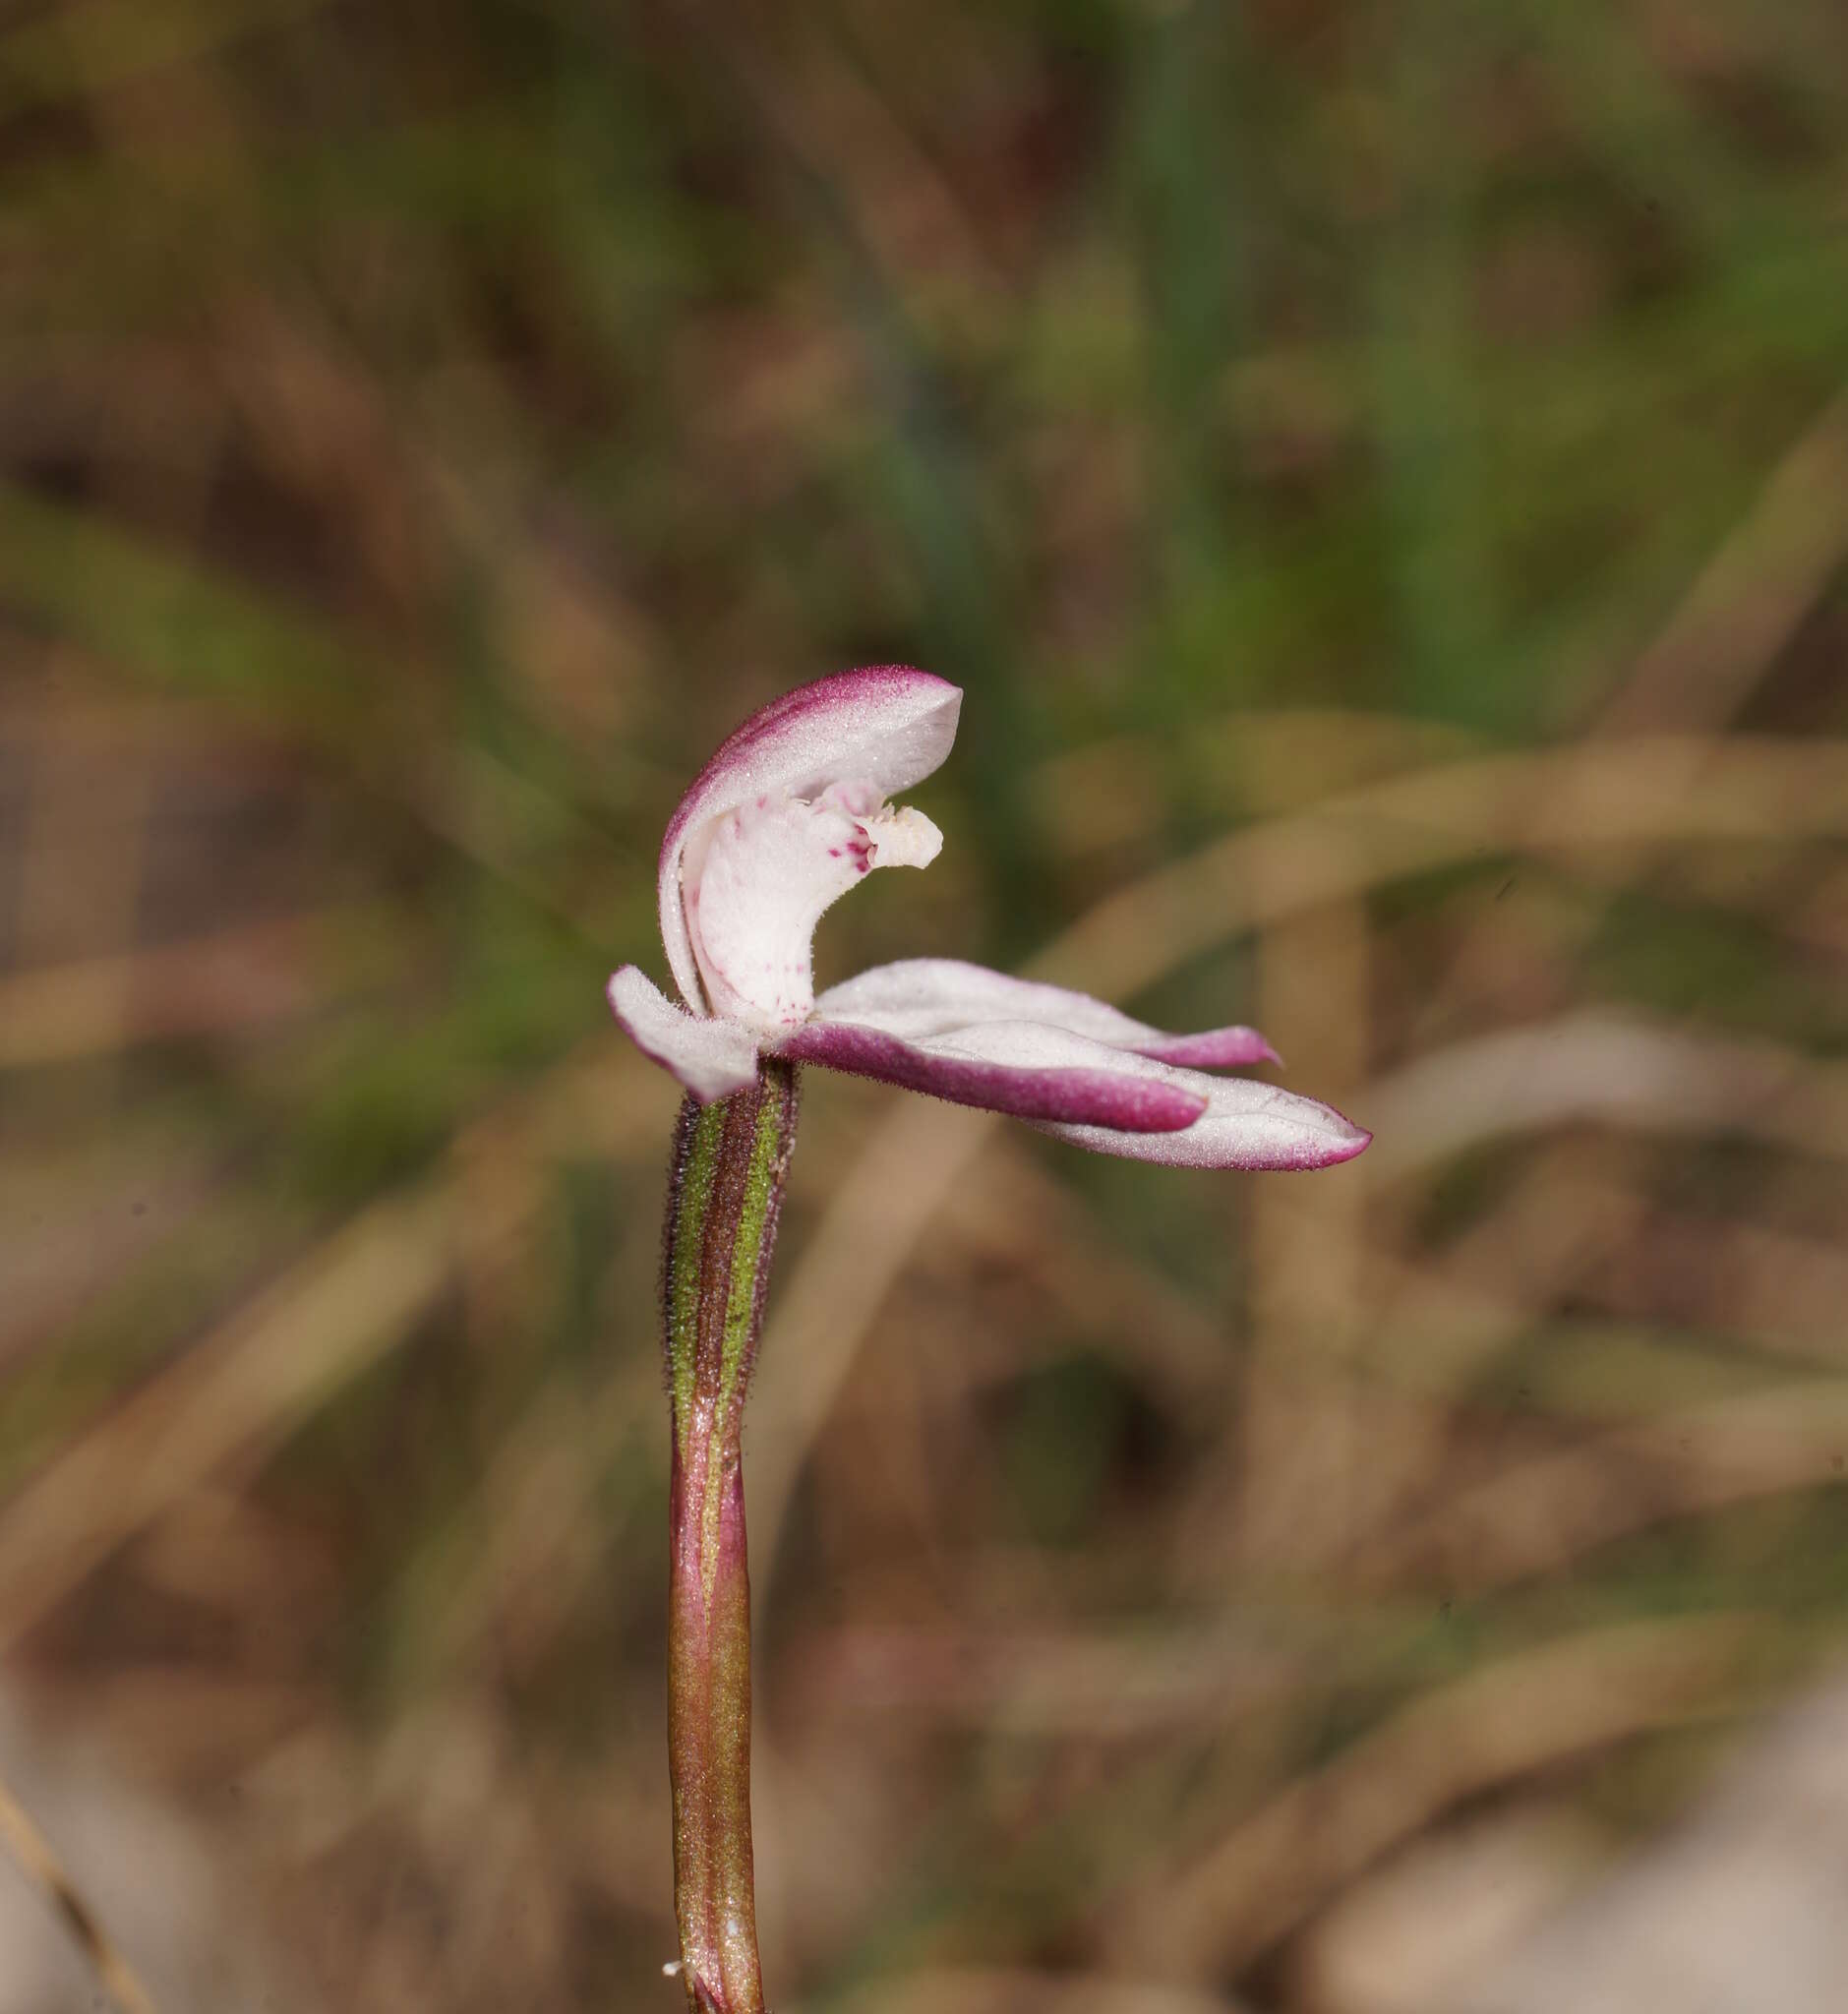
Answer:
[607,966,760,1102]
[1033,1079,1370,1170]
[813,958,1280,1068]
[917,1022,1366,1168]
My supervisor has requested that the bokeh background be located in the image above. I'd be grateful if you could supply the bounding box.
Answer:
[2,2,1846,2009]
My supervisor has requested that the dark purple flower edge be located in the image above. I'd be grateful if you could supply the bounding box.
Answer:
[776,1020,1208,1132]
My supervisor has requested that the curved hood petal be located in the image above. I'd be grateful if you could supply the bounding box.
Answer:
[658,668,962,1013]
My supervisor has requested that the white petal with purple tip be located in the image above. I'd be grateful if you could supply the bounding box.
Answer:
[1032,1061,1371,1169]
[835,1017,1365,1169]
[812,958,1281,1068]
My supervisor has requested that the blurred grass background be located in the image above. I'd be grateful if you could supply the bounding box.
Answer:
[0,0,1845,2008]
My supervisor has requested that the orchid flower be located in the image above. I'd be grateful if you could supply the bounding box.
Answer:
[609,666,1369,1169]
[611,667,1369,2014]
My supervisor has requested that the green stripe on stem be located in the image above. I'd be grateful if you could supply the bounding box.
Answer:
[662,1060,799,2014]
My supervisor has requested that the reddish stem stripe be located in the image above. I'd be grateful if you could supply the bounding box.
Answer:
[661,1062,799,2014]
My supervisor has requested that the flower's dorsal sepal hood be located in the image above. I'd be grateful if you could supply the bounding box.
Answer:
[658,667,962,1018]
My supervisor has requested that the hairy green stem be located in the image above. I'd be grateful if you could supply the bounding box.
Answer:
[662,1060,799,2014]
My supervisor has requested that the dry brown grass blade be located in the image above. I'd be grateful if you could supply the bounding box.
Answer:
[1029,708,1486,856]
[1580,1211,1848,1371]
[1357,1012,1848,1181]
[932,1137,1237,1412]
[794,1619,1299,1741]
[1165,1154,1847,1599]
[1367,1378,1848,1595]
[0,1131,224,1371]
[1286,1802,1603,2014]
[681,0,1000,303]
[0,905,384,1067]
[0,1183,452,1655]
[1037,737,1848,1001]
[1165,1148,1733,1588]
[0,1035,671,1654]
[1366,1143,1654,1392]
[8,681,151,1115]
[1419,390,1848,1033]
[1104,1615,1755,1982]
[1196,1081,1841,1579]
[213,291,658,747]
[1239,890,1370,1570]
[0,1771,160,2014]
[745,1093,997,1596]
[402,1087,1257,1732]
[752,740,1847,1598]
[754,738,1845,1555]
[1595,385,1848,738]
[789,1970,1250,2014]
[412,1356,661,1678]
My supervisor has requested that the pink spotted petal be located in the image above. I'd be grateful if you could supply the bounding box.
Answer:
[811,958,1281,1068]
[777,1018,1208,1132]
[607,965,761,1102]
[658,669,961,1013]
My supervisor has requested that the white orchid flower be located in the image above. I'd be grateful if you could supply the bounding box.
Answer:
[609,666,1368,1170]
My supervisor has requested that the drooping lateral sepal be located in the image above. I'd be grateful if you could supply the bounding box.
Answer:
[610,965,760,1102]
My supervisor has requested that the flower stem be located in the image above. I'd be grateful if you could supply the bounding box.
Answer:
[662,1060,800,2014]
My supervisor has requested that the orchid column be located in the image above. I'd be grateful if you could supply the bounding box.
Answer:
[611,668,1370,2012]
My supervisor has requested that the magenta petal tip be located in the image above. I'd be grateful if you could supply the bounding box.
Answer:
[1137,1027,1284,1070]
